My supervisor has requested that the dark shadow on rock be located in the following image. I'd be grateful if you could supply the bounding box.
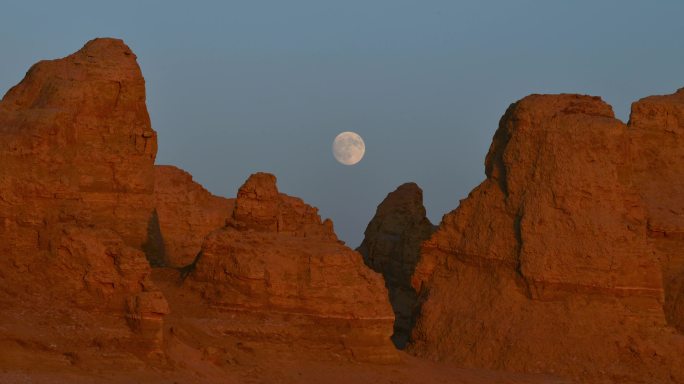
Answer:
[357,182,435,349]
[178,250,202,282]
[142,209,166,267]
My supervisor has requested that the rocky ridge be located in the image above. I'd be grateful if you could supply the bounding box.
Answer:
[0,37,403,381]
[2,36,682,383]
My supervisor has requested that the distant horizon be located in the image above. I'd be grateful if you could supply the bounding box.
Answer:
[2,1,683,246]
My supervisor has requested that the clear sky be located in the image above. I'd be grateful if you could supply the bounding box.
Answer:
[2,1,684,246]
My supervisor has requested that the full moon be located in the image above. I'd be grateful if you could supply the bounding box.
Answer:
[332,131,365,165]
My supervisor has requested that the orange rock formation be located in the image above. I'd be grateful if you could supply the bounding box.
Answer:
[5,36,682,383]
[0,38,157,251]
[411,93,684,383]
[0,38,418,381]
[0,38,166,351]
[189,172,398,363]
[152,165,233,267]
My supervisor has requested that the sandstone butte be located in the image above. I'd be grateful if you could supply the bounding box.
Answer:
[357,182,435,349]
[410,92,684,383]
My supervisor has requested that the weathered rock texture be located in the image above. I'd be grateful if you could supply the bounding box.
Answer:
[410,92,684,383]
[0,38,166,349]
[48,225,170,349]
[0,38,157,251]
[189,173,398,362]
[152,165,233,267]
[357,183,435,349]
[0,37,577,383]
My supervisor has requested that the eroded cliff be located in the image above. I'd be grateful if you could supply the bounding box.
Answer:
[0,38,167,358]
[410,92,684,383]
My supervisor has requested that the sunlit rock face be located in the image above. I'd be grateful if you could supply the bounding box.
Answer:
[189,172,399,363]
[0,38,157,252]
[0,38,167,356]
[410,92,684,383]
[357,182,435,349]
[152,165,234,267]
[4,35,684,383]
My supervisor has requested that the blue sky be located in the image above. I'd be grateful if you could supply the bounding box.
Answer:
[2,1,684,245]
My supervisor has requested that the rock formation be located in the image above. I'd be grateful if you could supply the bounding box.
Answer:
[357,183,435,348]
[189,172,399,362]
[152,165,233,267]
[0,38,166,351]
[410,92,684,383]
[0,38,411,382]
[0,38,157,252]
[7,35,684,383]
[48,225,170,349]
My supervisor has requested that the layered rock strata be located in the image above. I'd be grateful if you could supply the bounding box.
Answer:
[152,165,233,267]
[410,92,684,383]
[189,173,398,362]
[0,38,166,348]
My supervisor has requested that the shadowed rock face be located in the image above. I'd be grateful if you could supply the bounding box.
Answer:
[410,92,684,383]
[189,172,399,363]
[357,183,435,349]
